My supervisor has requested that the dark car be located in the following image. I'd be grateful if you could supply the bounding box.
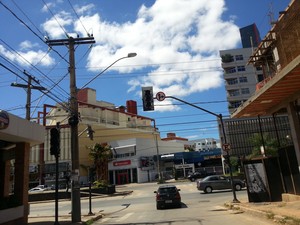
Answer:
[154,185,181,209]
[197,175,245,193]
[187,171,216,181]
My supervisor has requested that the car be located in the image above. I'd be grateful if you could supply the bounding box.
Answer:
[196,175,245,193]
[187,171,216,181]
[28,187,45,193]
[154,185,181,209]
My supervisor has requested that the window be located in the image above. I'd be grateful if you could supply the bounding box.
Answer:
[229,89,240,96]
[239,77,248,83]
[227,78,238,85]
[237,66,246,72]
[257,74,264,82]
[241,88,250,94]
[225,67,236,74]
[235,55,243,61]
[230,101,242,108]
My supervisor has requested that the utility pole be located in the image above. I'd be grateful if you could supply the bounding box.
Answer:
[46,36,95,223]
[11,71,46,120]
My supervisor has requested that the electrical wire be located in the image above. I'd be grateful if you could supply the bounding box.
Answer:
[67,0,91,37]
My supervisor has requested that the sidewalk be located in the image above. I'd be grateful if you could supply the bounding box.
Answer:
[226,194,300,225]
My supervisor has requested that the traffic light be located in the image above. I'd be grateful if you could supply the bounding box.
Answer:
[87,125,95,140]
[50,128,60,156]
[142,86,154,111]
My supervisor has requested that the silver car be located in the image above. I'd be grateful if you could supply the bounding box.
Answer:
[197,175,245,193]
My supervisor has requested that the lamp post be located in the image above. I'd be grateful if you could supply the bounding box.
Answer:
[80,53,137,90]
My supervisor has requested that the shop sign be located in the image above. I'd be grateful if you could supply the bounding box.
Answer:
[113,160,131,166]
[0,110,9,129]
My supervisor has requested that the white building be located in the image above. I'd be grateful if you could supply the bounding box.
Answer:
[220,48,263,114]
[108,138,185,184]
[193,138,219,151]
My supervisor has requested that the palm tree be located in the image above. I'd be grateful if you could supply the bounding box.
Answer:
[88,143,113,184]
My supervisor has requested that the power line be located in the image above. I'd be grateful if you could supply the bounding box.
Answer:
[67,0,91,37]
[42,0,69,38]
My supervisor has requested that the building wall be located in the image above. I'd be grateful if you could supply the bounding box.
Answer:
[194,138,218,151]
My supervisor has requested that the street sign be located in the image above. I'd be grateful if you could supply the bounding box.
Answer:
[222,143,231,152]
[156,92,166,101]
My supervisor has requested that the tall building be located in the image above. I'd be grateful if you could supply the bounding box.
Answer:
[239,23,261,48]
[220,23,263,115]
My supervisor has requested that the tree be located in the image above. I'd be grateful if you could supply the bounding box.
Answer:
[248,133,279,158]
[221,54,234,63]
[88,143,113,183]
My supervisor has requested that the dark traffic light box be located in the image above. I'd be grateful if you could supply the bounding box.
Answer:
[142,86,154,111]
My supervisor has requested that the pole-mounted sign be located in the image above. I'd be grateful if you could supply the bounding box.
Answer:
[156,92,166,101]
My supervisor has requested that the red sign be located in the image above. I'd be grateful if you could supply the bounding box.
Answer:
[113,160,131,166]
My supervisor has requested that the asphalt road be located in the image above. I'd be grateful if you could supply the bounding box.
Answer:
[29,181,276,225]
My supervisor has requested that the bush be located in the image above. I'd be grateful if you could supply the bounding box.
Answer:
[93,180,109,188]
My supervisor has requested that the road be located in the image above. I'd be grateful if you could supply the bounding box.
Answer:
[29,181,275,225]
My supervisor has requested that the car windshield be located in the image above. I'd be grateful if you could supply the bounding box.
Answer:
[159,187,176,194]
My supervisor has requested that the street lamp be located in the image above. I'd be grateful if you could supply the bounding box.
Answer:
[80,53,137,89]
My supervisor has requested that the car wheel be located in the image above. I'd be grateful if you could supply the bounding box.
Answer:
[156,204,161,210]
[204,186,213,193]
[235,184,242,191]
[191,178,195,182]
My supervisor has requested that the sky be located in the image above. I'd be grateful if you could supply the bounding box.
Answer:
[0,0,291,141]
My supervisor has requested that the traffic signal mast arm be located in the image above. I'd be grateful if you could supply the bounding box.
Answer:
[157,94,239,203]
[163,95,221,119]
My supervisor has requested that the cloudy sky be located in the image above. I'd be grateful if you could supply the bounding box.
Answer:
[0,0,290,140]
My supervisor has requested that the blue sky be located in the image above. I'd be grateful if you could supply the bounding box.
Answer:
[0,0,290,140]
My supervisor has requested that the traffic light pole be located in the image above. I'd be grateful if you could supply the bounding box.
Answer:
[162,95,239,203]
[46,36,95,223]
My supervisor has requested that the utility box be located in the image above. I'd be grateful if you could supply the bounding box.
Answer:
[243,157,284,202]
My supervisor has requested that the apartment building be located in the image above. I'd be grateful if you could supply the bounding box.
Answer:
[220,24,263,114]
[29,88,158,186]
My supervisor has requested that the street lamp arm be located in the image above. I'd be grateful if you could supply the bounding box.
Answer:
[80,53,137,90]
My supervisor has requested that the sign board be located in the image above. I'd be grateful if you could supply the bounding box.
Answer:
[156,92,166,101]
[222,143,231,152]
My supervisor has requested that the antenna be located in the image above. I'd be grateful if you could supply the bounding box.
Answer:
[268,2,276,26]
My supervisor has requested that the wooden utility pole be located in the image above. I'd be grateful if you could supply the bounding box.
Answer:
[11,71,46,120]
[46,36,95,223]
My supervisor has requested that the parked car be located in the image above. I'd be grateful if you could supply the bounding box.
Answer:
[154,185,181,209]
[196,175,245,193]
[187,171,216,181]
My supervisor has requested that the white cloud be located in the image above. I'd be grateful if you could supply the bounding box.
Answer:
[42,11,73,38]
[75,4,95,15]
[41,0,240,111]
[0,44,55,67]
[19,41,39,50]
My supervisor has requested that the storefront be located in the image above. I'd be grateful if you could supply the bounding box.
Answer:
[0,111,44,225]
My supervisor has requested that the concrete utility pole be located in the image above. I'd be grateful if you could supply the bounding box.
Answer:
[46,36,95,223]
[11,71,46,120]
